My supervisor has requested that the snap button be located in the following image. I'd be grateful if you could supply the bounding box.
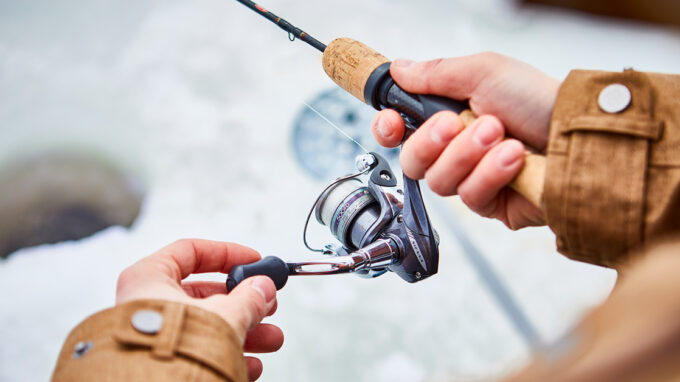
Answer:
[598,83,631,114]
[131,309,163,334]
[72,341,93,359]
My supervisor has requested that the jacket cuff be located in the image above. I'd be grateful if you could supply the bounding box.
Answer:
[544,69,679,267]
[52,299,248,382]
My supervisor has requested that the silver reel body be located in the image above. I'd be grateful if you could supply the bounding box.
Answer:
[227,152,439,291]
[303,152,439,283]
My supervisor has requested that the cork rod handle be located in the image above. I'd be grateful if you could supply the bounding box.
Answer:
[322,38,545,210]
[460,111,545,209]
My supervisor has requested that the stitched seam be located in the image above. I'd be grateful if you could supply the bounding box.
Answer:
[153,303,185,359]
[567,116,662,140]
[647,163,680,169]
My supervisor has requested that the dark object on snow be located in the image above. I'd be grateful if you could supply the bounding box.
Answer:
[0,153,144,258]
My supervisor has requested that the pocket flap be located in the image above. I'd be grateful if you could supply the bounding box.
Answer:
[566,115,663,140]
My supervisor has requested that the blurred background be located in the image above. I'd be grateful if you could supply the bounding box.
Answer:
[0,0,678,381]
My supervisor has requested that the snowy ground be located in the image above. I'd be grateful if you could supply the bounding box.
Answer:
[1,0,679,381]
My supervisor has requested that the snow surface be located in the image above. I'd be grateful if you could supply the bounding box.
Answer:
[0,0,678,381]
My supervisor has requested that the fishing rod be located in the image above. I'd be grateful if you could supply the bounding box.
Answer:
[235,0,326,52]
[234,0,474,127]
[227,0,546,291]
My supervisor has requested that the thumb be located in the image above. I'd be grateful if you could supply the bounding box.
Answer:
[389,57,486,100]
[205,276,277,342]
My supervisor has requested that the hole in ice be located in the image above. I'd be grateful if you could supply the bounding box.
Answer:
[0,152,145,259]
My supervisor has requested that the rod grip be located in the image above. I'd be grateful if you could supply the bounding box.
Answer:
[322,38,546,210]
[226,256,290,292]
[322,37,389,103]
[459,111,545,209]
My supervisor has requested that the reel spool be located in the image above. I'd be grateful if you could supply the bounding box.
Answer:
[314,178,380,250]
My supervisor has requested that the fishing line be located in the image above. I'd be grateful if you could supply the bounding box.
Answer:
[303,102,370,154]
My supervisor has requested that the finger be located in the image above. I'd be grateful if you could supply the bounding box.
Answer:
[140,239,262,282]
[503,190,546,230]
[457,139,525,217]
[399,111,464,179]
[244,323,284,353]
[389,55,497,100]
[204,276,277,339]
[423,115,504,195]
[245,356,263,381]
[266,299,278,317]
[181,281,227,298]
[371,109,405,148]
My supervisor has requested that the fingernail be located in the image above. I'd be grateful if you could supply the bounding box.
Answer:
[373,114,389,138]
[392,59,414,68]
[473,120,501,147]
[430,118,456,145]
[496,142,524,169]
[250,277,275,303]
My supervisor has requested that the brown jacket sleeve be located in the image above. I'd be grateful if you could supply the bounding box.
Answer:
[51,299,248,382]
[543,69,680,267]
[503,237,680,382]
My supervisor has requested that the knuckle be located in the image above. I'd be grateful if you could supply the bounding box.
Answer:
[429,111,461,133]
[116,265,140,296]
[253,298,268,319]
[425,172,453,196]
[227,296,262,334]
[436,110,459,121]
[244,286,269,317]
[458,187,483,212]
[167,238,193,253]
[400,151,426,180]
[411,146,432,167]
[480,113,502,127]
[116,266,135,288]
[505,220,520,231]
[400,163,419,180]
[422,58,446,93]
[233,308,255,334]
[477,51,504,63]
[172,238,192,247]
[422,57,446,72]
[468,52,506,94]
[458,188,497,219]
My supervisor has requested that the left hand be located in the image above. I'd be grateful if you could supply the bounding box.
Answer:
[116,239,283,381]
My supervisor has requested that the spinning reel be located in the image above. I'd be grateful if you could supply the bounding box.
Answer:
[226,151,439,291]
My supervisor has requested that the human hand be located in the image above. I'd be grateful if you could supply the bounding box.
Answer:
[116,239,282,381]
[371,53,560,229]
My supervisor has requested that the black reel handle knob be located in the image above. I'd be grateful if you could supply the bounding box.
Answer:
[226,256,290,292]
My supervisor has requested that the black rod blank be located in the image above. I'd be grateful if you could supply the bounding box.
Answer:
[235,0,327,52]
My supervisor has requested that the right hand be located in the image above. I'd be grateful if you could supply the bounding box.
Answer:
[371,53,560,229]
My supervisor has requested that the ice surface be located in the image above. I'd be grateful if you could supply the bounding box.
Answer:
[0,0,678,381]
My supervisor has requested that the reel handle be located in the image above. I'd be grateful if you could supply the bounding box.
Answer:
[226,256,291,292]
